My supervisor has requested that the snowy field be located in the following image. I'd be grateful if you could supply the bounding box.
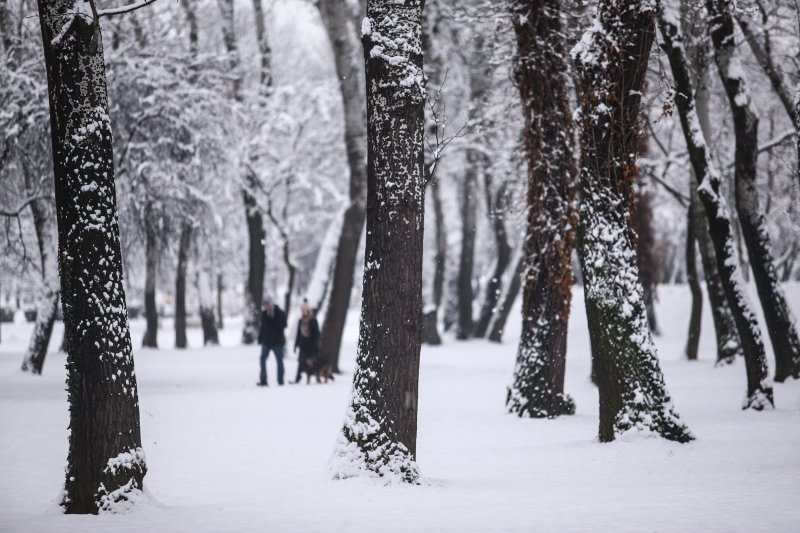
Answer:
[1,284,799,533]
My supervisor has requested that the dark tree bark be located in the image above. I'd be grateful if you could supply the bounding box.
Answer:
[421,179,446,345]
[685,202,702,361]
[657,6,773,408]
[332,0,425,483]
[21,194,59,374]
[634,187,660,335]
[141,208,158,348]
[197,270,219,346]
[705,0,800,383]
[574,0,692,442]
[505,0,577,419]
[36,0,146,512]
[487,253,524,343]
[455,161,477,340]
[317,0,368,373]
[474,183,512,339]
[174,223,191,349]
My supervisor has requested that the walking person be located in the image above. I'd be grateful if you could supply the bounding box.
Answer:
[258,298,287,386]
[293,299,320,384]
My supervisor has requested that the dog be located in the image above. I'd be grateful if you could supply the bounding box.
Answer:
[298,356,335,384]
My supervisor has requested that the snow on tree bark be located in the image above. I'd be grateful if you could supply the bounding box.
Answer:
[705,0,800,383]
[572,0,693,441]
[657,5,773,407]
[505,0,577,419]
[682,7,743,365]
[35,0,146,512]
[317,0,368,373]
[331,0,426,483]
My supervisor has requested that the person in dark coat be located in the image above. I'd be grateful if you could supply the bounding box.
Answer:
[293,299,320,384]
[258,298,287,386]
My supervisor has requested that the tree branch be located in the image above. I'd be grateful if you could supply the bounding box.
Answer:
[97,0,161,18]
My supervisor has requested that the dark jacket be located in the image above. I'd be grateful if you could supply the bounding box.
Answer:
[258,306,287,346]
[295,317,320,358]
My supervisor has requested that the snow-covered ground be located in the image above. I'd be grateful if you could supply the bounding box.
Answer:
[1,284,799,532]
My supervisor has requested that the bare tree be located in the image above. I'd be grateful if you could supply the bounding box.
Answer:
[705,0,800,382]
[657,2,774,408]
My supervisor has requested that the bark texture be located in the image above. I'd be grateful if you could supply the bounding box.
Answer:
[317,0,368,373]
[332,0,425,483]
[574,0,693,441]
[506,0,577,419]
[36,0,146,512]
[657,6,773,407]
[705,0,800,382]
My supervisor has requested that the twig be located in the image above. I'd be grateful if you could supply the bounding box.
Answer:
[98,0,161,18]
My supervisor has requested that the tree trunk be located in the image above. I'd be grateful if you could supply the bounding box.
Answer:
[198,269,219,346]
[21,195,59,374]
[216,273,224,329]
[505,0,577,419]
[421,178,446,345]
[142,209,158,348]
[36,1,146,512]
[685,203,702,361]
[474,184,511,339]
[331,0,425,483]
[657,6,773,408]
[456,160,477,340]
[683,2,743,365]
[634,187,660,335]
[174,223,191,349]
[705,0,800,383]
[574,0,692,442]
[487,253,524,343]
[219,0,265,345]
[317,0,368,373]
